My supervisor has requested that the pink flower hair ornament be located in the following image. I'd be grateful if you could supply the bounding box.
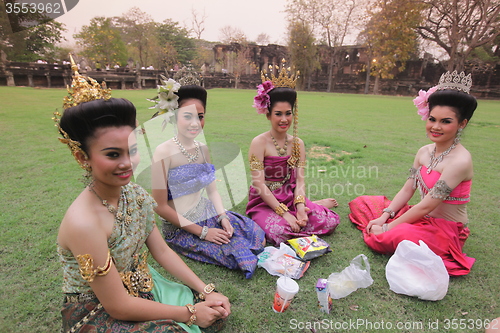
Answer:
[413,86,437,120]
[252,80,275,114]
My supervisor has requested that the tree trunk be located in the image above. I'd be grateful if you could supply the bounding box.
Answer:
[364,58,371,94]
[373,75,380,95]
[327,53,334,92]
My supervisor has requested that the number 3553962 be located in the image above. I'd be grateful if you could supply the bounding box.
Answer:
[5,2,62,14]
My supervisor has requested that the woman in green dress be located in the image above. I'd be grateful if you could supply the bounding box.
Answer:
[54,65,230,332]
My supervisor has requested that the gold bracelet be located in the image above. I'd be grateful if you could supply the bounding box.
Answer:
[185,303,197,327]
[198,283,216,300]
[294,195,305,206]
[274,203,289,217]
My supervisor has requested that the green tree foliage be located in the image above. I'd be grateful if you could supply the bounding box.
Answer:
[157,19,196,66]
[114,7,160,68]
[74,17,128,67]
[190,40,216,72]
[285,0,368,92]
[24,20,67,62]
[287,22,320,90]
[363,0,423,92]
[416,0,500,71]
[0,0,66,63]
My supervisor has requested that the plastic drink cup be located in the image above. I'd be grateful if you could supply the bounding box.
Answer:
[273,276,299,313]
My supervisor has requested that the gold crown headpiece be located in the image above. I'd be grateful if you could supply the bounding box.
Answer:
[53,54,112,169]
[62,54,111,109]
[258,59,302,167]
[436,71,472,94]
[260,58,299,89]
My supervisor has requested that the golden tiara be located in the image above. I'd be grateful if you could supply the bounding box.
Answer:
[62,54,111,109]
[260,58,299,89]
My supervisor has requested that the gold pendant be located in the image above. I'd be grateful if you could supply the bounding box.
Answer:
[279,148,286,155]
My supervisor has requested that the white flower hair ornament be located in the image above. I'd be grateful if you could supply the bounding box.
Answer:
[148,75,181,128]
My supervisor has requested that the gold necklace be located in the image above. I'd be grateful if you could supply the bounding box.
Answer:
[270,133,288,156]
[88,184,133,232]
[89,186,117,215]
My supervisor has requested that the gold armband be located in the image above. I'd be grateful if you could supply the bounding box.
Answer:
[294,195,305,206]
[297,160,306,168]
[274,203,289,217]
[76,249,113,283]
[249,154,264,171]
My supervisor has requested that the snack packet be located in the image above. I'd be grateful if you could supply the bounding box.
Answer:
[287,235,331,260]
[257,243,310,279]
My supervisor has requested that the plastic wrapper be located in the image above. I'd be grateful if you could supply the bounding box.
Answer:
[287,235,331,260]
[257,243,310,279]
[327,254,373,299]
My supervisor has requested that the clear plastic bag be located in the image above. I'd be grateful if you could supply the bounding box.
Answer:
[385,240,449,301]
[327,254,373,299]
[257,243,310,279]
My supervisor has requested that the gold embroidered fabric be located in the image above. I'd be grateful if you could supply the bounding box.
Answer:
[249,154,264,171]
[119,251,153,297]
[76,250,113,283]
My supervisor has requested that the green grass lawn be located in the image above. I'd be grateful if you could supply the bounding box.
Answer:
[1,86,499,332]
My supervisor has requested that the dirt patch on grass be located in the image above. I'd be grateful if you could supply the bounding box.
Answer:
[308,145,352,163]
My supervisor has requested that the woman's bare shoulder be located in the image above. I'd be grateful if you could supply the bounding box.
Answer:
[58,193,103,249]
[153,139,175,161]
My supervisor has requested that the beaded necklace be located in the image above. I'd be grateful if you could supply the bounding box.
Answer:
[427,142,457,174]
[270,133,288,157]
[173,136,200,163]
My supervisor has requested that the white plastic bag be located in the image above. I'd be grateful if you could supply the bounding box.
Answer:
[327,254,374,299]
[385,240,449,301]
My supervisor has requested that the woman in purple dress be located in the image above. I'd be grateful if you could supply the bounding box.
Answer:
[151,83,265,279]
[246,70,340,246]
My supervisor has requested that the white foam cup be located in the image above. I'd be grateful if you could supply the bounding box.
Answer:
[272,276,299,313]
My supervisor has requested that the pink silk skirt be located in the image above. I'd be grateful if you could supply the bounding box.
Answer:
[349,195,475,276]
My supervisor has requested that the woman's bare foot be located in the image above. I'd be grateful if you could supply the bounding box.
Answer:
[313,198,338,209]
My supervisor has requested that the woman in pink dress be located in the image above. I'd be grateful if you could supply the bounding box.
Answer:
[246,71,340,246]
[349,71,477,276]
